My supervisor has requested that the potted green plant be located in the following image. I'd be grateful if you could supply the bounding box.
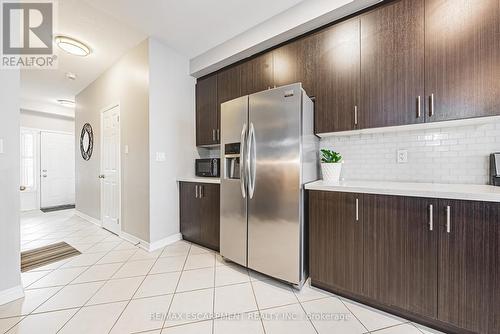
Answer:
[320,148,343,182]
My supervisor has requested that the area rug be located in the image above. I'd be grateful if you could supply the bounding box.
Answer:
[21,242,81,272]
[40,204,76,213]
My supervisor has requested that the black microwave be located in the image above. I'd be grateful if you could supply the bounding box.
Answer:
[195,158,220,177]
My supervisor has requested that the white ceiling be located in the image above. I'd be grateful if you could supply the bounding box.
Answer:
[20,0,146,117]
[82,0,306,58]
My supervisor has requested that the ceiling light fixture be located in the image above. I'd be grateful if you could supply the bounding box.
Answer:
[57,99,76,108]
[55,36,91,57]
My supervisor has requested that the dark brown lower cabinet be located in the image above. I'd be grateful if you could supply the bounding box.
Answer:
[309,191,500,334]
[309,191,363,295]
[179,182,220,251]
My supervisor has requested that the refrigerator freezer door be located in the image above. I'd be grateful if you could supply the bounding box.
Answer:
[247,84,302,284]
[220,96,249,267]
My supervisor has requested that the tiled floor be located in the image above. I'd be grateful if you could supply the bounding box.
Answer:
[0,210,445,334]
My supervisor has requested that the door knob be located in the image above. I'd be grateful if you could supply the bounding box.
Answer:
[20,186,26,191]
[42,174,47,178]
[98,174,105,179]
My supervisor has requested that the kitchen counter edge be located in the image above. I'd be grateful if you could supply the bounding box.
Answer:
[177,177,221,184]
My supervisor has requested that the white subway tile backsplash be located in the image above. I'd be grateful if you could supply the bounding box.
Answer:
[321,120,500,185]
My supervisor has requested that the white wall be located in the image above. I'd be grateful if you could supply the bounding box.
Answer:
[148,38,196,244]
[321,120,500,185]
[20,109,74,133]
[76,39,150,241]
[190,0,381,76]
[0,70,22,303]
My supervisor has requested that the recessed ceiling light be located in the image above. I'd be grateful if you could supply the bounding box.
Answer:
[55,36,91,57]
[66,72,77,80]
[57,99,76,108]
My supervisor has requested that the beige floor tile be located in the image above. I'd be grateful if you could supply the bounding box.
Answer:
[184,253,215,270]
[293,280,331,303]
[0,316,23,333]
[21,270,51,288]
[251,280,297,310]
[214,283,258,316]
[215,264,249,287]
[301,297,367,334]
[84,241,121,253]
[28,267,88,289]
[150,256,186,274]
[97,249,137,264]
[61,252,107,268]
[110,294,173,333]
[6,309,77,334]
[213,313,264,334]
[413,323,446,334]
[129,249,163,262]
[177,267,214,292]
[189,245,213,255]
[87,276,144,305]
[58,301,127,334]
[342,298,405,332]
[163,320,212,334]
[34,281,104,313]
[114,241,139,251]
[112,259,155,279]
[161,243,191,258]
[260,304,316,334]
[374,323,422,334]
[135,272,181,298]
[0,287,61,318]
[165,289,214,327]
[71,262,123,284]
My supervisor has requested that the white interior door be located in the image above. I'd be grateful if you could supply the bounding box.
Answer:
[101,105,121,235]
[40,132,75,208]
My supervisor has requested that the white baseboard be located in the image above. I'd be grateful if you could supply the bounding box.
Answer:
[75,210,101,227]
[0,285,24,306]
[119,231,150,251]
[149,233,182,251]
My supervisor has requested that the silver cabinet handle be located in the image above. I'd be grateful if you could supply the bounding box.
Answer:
[416,96,421,118]
[446,205,451,233]
[200,185,204,198]
[355,198,359,222]
[429,204,434,231]
[216,129,220,141]
[248,122,256,199]
[429,94,435,117]
[354,105,358,126]
[212,129,216,141]
[240,123,247,198]
[195,185,198,199]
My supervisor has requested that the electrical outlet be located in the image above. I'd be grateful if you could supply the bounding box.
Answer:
[397,149,408,164]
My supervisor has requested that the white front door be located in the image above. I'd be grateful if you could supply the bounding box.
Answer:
[101,105,121,235]
[40,132,75,208]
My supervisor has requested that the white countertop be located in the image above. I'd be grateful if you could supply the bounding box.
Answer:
[305,180,500,202]
[177,177,220,184]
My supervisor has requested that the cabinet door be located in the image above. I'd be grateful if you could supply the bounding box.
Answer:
[406,197,438,318]
[273,36,317,96]
[489,203,500,334]
[240,52,274,96]
[217,65,241,106]
[360,0,425,128]
[437,200,494,333]
[196,75,219,146]
[363,194,408,308]
[425,0,500,122]
[180,182,200,243]
[199,184,220,251]
[315,18,360,134]
[309,191,363,295]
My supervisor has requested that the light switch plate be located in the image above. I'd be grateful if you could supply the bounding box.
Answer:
[156,152,166,162]
[124,145,129,154]
[397,149,408,164]
[0,139,3,154]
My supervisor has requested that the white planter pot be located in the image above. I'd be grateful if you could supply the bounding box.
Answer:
[321,162,342,182]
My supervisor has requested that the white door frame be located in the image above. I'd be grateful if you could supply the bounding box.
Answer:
[100,103,122,234]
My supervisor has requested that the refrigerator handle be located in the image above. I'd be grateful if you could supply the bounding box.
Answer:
[248,123,256,199]
[240,123,247,198]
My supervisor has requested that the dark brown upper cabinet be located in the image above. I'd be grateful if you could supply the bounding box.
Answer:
[217,65,241,107]
[272,36,318,97]
[196,75,219,146]
[360,0,425,128]
[437,199,499,334]
[314,18,360,134]
[425,0,500,122]
[240,52,274,96]
[309,191,364,295]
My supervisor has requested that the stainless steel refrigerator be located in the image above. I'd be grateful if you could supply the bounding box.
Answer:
[220,83,318,287]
